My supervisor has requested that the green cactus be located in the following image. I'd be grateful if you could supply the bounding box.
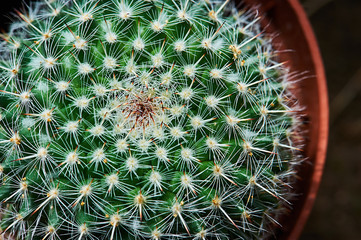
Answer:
[0,0,303,239]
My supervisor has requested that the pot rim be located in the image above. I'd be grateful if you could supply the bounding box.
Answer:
[240,0,329,239]
[284,1,328,239]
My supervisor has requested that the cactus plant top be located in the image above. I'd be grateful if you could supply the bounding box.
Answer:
[0,0,303,239]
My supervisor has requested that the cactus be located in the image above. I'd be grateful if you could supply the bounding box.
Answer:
[0,0,304,239]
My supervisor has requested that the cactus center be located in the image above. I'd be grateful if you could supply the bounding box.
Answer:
[120,90,164,133]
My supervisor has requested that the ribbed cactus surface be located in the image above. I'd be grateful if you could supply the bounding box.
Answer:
[0,0,302,239]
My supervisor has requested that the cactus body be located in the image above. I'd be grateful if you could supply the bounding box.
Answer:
[0,0,303,239]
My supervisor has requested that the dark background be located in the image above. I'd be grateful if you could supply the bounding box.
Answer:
[300,0,361,239]
[0,0,360,239]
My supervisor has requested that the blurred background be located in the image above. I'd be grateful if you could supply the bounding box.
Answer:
[299,0,361,239]
[0,0,360,239]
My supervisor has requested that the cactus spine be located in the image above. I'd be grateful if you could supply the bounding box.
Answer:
[0,0,303,239]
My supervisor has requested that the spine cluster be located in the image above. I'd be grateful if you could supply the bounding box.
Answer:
[0,0,303,239]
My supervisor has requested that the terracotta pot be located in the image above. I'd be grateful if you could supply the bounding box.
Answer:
[240,0,329,239]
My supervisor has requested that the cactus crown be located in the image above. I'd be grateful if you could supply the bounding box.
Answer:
[0,0,302,239]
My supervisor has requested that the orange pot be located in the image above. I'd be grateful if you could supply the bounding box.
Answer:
[241,0,329,239]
